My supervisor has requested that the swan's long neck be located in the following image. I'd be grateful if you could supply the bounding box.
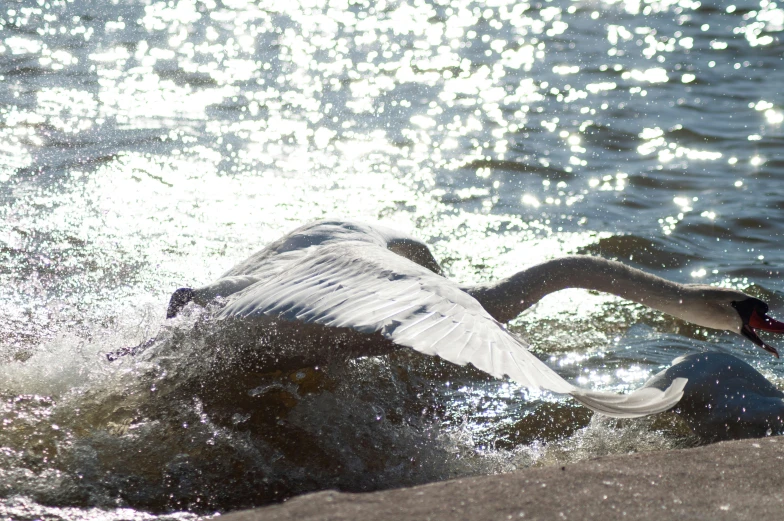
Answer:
[467,256,691,324]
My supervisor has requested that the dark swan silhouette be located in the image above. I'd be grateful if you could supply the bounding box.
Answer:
[121,220,784,418]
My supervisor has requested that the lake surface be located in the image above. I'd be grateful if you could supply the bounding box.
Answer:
[1,0,783,518]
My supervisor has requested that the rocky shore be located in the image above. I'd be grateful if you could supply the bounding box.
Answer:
[222,436,784,520]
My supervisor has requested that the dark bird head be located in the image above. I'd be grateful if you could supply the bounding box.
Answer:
[166,287,195,318]
[732,297,784,358]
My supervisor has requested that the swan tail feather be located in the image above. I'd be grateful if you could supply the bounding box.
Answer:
[568,377,687,418]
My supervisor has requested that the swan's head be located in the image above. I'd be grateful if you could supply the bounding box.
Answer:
[167,287,195,319]
[731,297,784,357]
[688,288,784,357]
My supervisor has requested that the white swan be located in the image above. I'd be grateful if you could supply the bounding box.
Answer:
[643,353,784,440]
[121,220,784,418]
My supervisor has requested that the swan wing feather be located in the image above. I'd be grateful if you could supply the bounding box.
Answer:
[216,242,684,417]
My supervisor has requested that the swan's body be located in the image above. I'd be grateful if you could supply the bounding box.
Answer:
[643,353,784,440]
[125,220,784,418]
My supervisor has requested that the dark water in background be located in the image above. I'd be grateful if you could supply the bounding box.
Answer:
[0,0,783,518]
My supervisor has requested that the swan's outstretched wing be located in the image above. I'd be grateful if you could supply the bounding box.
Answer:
[217,242,685,418]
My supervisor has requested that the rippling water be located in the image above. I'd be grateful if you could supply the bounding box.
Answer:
[1,0,783,518]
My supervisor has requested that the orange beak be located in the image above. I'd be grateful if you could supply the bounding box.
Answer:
[742,309,784,358]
